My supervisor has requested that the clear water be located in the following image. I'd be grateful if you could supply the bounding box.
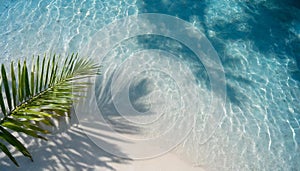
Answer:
[1,0,300,170]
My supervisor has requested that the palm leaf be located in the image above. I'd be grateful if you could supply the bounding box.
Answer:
[11,62,17,107]
[0,53,100,166]
[0,142,19,167]
[1,64,12,111]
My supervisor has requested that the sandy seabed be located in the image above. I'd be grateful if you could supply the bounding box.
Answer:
[0,116,205,171]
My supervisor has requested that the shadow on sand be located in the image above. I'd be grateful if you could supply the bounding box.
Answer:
[0,110,132,171]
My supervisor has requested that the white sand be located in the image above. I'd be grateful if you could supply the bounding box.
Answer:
[0,121,205,171]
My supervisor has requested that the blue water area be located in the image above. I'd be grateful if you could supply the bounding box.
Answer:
[1,0,300,170]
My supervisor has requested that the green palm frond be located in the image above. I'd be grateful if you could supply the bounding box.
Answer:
[0,53,100,167]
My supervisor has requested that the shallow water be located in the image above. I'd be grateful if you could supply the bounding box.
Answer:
[1,0,300,170]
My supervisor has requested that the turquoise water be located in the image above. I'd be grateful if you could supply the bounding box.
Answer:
[1,0,300,170]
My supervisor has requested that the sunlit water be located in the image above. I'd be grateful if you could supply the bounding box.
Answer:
[1,0,300,170]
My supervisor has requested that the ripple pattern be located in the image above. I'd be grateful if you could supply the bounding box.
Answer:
[0,0,138,64]
[1,0,300,171]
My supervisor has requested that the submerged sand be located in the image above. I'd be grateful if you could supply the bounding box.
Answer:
[0,121,205,171]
